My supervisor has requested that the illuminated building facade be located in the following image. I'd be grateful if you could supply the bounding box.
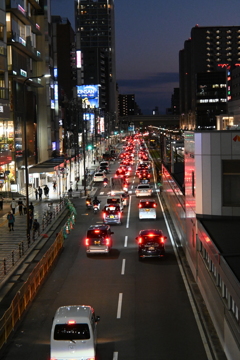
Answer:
[179,25,240,130]
[75,0,117,116]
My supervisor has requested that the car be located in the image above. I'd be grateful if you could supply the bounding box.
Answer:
[138,199,157,219]
[102,204,122,225]
[107,190,129,206]
[136,229,167,259]
[50,305,100,360]
[135,184,153,197]
[106,194,124,211]
[85,225,114,254]
[93,172,105,182]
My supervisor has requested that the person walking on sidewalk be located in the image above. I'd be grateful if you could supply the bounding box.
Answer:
[23,198,27,214]
[18,198,23,215]
[7,211,15,231]
[35,188,38,200]
[32,219,40,239]
[29,202,34,215]
[29,212,33,230]
[0,196,3,210]
[10,198,17,214]
[38,186,42,200]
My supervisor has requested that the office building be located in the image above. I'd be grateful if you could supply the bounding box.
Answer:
[179,25,240,129]
[75,0,117,117]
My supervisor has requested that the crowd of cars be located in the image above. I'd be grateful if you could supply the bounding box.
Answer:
[85,134,167,261]
[50,136,168,360]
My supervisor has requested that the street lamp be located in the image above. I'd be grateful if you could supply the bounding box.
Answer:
[23,74,50,242]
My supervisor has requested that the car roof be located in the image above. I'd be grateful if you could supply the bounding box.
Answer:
[88,224,110,230]
[53,305,93,323]
[139,229,163,235]
[139,199,156,203]
[137,184,150,188]
[95,172,104,175]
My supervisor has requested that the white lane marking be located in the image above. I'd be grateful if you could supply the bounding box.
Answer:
[117,293,123,319]
[100,191,104,195]
[157,192,213,360]
[124,235,128,247]
[121,259,126,275]
[113,352,118,360]
[131,185,133,189]
[126,195,132,228]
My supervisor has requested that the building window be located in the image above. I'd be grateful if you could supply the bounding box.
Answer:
[222,160,240,206]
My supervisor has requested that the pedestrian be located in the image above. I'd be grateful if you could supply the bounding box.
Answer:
[53,181,56,191]
[35,188,38,200]
[0,196,3,210]
[68,187,73,198]
[32,219,40,238]
[93,158,96,165]
[18,198,23,215]
[7,211,15,231]
[29,212,33,230]
[38,186,42,200]
[23,198,27,214]
[10,198,17,214]
[29,202,34,215]
[46,185,49,197]
[44,185,49,198]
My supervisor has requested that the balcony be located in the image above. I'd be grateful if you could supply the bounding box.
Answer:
[6,6,42,36]
[7,32,42,61]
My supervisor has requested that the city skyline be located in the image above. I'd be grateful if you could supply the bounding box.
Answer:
[51,0,240,114]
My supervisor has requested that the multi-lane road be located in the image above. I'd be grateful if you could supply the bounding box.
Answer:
[0,151,211,360]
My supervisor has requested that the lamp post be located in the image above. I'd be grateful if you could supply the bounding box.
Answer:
[23,74,50,242]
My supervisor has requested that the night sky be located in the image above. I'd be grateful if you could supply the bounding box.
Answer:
[51,0,240,114]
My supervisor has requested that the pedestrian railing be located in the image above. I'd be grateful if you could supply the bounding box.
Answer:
[0,198,67,283]
[0,231,64,350]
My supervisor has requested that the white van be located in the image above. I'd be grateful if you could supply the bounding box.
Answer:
[50,305,100,360]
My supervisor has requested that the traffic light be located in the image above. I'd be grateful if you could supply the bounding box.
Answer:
[87,145,93,151]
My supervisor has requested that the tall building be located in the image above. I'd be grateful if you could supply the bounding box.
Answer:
[179,25,240,129]
[75,0,117,118]
[118,94,136,117]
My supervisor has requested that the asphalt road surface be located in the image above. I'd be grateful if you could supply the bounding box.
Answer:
[0,150,210,360]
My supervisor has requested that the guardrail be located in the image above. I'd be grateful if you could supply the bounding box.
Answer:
[0,231,64,349]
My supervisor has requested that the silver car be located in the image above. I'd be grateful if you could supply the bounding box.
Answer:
[139,199,157,219]
[135,184,153,197]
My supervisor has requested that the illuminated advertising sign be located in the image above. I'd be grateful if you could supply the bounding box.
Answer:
[76,50,82,68]
[99,117,105,133]
[83,113,95,134]
[76,85,99,108]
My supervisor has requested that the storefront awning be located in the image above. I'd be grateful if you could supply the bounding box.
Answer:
[28,157,65,174]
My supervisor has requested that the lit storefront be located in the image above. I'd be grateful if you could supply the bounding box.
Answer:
[0,102,15,192]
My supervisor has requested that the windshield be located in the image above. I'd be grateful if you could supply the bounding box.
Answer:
[54,323,90,340]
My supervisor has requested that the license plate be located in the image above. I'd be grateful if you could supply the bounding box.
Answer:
[94,241,100,244]
[110,215,115,218]
[145,209,150,212]
[148,246,155,250]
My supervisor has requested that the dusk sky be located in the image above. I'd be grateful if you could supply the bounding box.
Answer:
[51,0,240,114]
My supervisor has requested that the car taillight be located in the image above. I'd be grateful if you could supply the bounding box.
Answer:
[105,238,110,246]
[118,212,121,218]
[85,238,89,246]
[138,204,142,208]
[138,237,143,244]
[160,236,164,243]
[103,212,106,218]
[153,203,157,208]
[68,320,76,325]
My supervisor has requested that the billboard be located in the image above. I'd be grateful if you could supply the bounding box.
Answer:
[76,85,99,109]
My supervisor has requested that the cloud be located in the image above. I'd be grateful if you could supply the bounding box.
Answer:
[117,72,179,89]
